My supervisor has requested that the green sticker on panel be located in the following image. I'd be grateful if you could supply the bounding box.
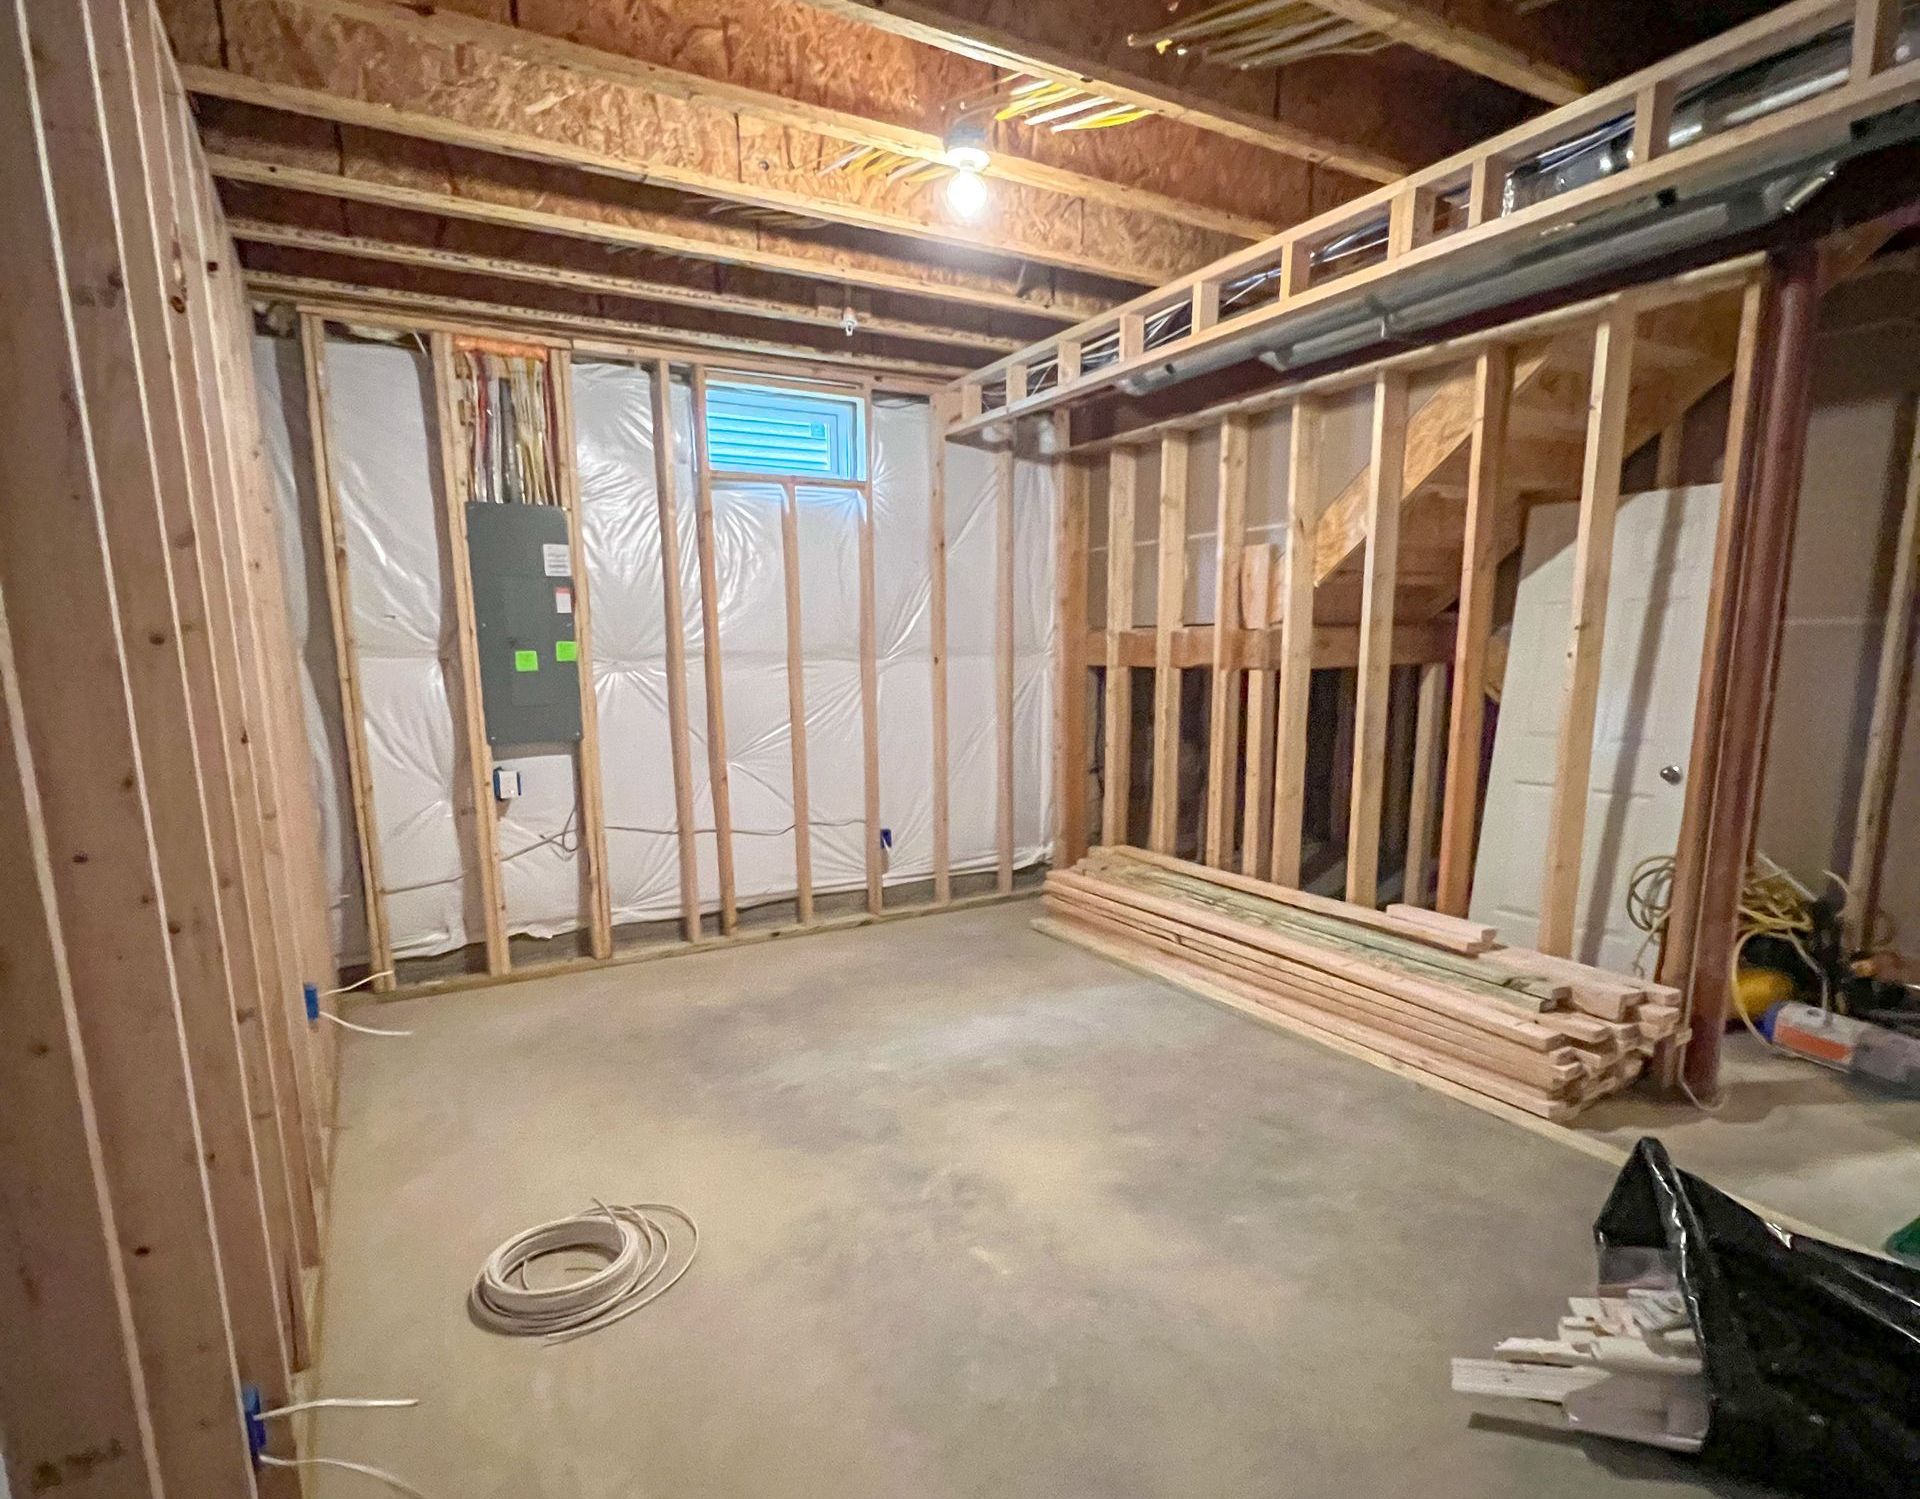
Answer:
[514,648,540,672]
[555,639,579,663]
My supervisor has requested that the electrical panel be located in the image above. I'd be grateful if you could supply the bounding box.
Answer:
[465,502,583,747]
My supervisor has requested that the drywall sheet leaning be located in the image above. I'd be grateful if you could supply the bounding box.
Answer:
[1471,485,1721,970]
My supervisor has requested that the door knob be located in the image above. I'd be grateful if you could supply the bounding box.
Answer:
[1660,763,1684,785]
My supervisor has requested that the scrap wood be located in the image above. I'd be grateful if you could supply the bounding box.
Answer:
[1045,849,1665,1119]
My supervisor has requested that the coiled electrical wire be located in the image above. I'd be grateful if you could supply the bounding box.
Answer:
[469,1202,697,1343]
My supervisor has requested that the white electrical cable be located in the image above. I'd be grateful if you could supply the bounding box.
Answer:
[317,1011,415,1039]
[260,1453,427,1498]
[469,1201,698,1343]
[256,1397,426,1496]
[327,970,396,997]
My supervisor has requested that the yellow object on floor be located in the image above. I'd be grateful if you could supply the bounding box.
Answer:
[1734,965,1798,1023]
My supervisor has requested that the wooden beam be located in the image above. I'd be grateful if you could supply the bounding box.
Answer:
[1854,0,1905,82]
[0,7,255,1482]
[429,332,511,972]
[196,0,1280,243]
[861,423,885,914]
[549,350,614,959]
[1347,373,1409,908]
[1101,448,1140,846]
[180,0,1236,284]
[150,60,323,1273]
[230,220,1027,356]
[1204,416,1251,866]
[302,314,391,985]
[650,361,703,943]
[1087,619,1457,671]
[1436,347,1512,916]
[929,394,953,901]
[1404,661,1448,907]
[785,0,1409,180]
[1240,545,1277,879]
[779,484,816,924]
[996,442,1017,892]
[1847,400,1920,947]
[1149,433,1191,854]
[206,152,1106,325]
[1309,0,1586,104]
[1271,399,1323,886]
[689,369,739,934]
[1680,256,1818,1097]
[245,272,971,383]
[112,0,308,1381]
[1053,432,1091,867]
[1537,309,1637,957]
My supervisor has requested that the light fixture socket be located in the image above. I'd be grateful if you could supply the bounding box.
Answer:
[942,110,990,173]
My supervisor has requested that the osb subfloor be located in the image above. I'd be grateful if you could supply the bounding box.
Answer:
[309,901,1908,1498]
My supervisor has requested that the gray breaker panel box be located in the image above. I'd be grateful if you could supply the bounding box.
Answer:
[466,501,583,748]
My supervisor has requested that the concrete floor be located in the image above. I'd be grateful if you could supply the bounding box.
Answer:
[306,901,1909,1499]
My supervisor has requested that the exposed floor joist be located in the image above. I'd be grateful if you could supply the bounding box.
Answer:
[198,106,1120,323]
[244,271,973,379]
[1303,0,1586,103]
[241,244,989,371]
[171,0,1241,284]
[227,218,1032,354]
[173,0,1282,242]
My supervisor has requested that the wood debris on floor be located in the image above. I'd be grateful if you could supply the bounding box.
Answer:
[1452,1288,1708,1454]
[1038,846,1683,1121]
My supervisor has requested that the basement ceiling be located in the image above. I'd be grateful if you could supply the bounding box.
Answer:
[164,0,1783,376]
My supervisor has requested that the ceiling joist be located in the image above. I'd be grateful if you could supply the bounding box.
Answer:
[228,217,1030,354]
[172,0,1241,285]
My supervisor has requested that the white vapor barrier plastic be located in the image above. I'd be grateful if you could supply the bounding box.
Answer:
[261,339,1056,958]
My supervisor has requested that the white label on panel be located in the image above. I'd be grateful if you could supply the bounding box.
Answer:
[542,542,570,577]
[554,585,573,615]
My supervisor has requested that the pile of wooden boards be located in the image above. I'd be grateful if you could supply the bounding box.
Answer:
[1038,847,1684,1121]
[1452,1288,1708,1453]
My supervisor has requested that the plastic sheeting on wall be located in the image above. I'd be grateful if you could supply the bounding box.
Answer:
[262,337,1056,960]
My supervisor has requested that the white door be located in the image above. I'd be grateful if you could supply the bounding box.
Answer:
[1470,485,1722,973]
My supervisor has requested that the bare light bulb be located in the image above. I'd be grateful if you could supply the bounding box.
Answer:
[945,167,988,219]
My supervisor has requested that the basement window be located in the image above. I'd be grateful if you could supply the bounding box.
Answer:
[704,381,866,481]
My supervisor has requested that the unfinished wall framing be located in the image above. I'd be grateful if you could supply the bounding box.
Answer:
[1,2,337,1494]
[263,311,1061,995]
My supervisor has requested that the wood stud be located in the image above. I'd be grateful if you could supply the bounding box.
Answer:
[1347,373,1409,908]
[1150,434,1191,854]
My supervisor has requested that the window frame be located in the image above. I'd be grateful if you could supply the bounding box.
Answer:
[702,379,868,483]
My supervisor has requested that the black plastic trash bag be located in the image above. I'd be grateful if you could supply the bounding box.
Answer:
[1595,1137,1920,1498]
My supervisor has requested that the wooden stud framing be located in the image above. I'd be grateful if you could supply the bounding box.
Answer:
[861,423,885,915]
[1537,309,1638,957]
[1204,416,1251,866]
[114,0,308,1377]
[152,55,322,1274]
[689,368,739,934]
[650,360,703,942]
[1240,545,1277,878]
[1631,79,1678,164]
[929,392,953,902]
[1404,661,1448,907]
[1102,447,1141,847]
[779,483,816,923]
[1150,433,1192,854]
[1847,402,1920,946]
[430,331,511,972]
[1654,418,1685,489]
[996,441,1018,891]
[1347,373,1410,908]
[1854,0,1904,82]
[1053,422,1092,867]
[550,349,615,959]
[1436,347,1512,915]
[1679,257,1818,1096]
[0,11,255,1482]
[1271,399,1324,886]
[302,314,394,986]
[949,0,1917,435]
[35,8,301,1453]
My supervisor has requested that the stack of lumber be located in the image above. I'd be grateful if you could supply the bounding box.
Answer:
[1452,1288,1708,1453]
[1039,847,1683,1121]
